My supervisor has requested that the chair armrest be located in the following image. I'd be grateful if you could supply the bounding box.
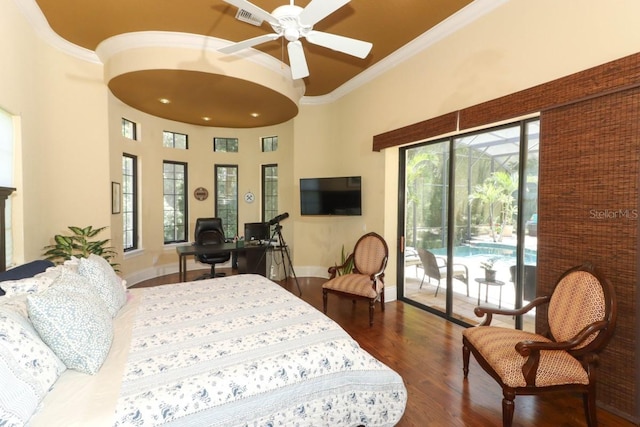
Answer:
[516,320,610,355]
[474,295,551,326]
[328,253,355,279]
[370,255,389,281]
[515,319,610,385]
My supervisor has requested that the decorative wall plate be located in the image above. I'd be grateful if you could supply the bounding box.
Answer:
[244,191,255,203]
[194,187,209,201]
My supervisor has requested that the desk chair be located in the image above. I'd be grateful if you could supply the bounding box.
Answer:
[194,217,230,279]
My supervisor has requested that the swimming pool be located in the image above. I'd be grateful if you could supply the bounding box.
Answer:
[431,242,537,265]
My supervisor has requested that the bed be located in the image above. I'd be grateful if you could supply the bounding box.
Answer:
[0,258,407,426]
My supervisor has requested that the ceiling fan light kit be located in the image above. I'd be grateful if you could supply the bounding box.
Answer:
[220,0,373,80]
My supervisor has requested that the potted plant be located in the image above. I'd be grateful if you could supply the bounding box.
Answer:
[43,225,119,271]
[480,258,498,282]
[332,244,354,277]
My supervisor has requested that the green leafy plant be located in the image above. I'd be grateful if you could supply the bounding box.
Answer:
[480,258,498,271]
[43,225,119,271]
[336,244,355,276]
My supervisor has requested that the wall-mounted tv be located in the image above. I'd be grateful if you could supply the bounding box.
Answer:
[300,176,362,216]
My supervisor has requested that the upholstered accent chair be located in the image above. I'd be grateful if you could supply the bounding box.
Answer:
[194,217,231,279]
[462,263,617,427]
[322,232,389,326]
[417,248,469,297]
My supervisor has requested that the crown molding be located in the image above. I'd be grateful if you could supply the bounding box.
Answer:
[300,0,510,106]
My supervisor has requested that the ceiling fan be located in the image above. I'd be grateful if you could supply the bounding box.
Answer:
[219,0,373,80]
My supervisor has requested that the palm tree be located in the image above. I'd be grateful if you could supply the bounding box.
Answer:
[469,170,519,241]
[469,180,504,242]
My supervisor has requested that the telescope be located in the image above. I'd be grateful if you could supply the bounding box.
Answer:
[268,212,289,226]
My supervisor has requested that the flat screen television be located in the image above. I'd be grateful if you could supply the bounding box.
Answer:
[300,176,362,216]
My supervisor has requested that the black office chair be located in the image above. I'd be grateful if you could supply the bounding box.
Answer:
[194,217,231,280]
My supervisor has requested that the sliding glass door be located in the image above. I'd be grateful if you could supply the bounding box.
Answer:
[399,119,539,330]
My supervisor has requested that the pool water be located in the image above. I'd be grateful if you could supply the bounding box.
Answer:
[431,243,537,266]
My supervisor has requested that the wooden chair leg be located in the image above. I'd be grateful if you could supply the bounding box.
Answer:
[584,390,598,427]
[322,289,328,314]
[502,390,515,427]
[369,300,374,326]
[462,342,470,378]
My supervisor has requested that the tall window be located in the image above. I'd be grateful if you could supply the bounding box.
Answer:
[261,136,278,152]
[262,164,278,222]
[0,108,13,267]
[214,137,238,152]
[163,131,188,149]
[215,165,238,238]
[122,154,138,251]
[122,118,137,140]
[163,161,188,243]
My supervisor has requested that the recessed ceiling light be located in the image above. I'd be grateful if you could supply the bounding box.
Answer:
[250,112,260,118]
[158,98,171,104]
[202,116,212,121]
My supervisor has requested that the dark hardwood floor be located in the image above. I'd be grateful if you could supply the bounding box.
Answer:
[133,269,635,427]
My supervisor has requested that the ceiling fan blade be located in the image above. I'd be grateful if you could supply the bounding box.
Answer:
[299,0,351,26]
[222,0,280,26]
[287,41,309,80]
[218,33,280,54]
[305,30,372,59]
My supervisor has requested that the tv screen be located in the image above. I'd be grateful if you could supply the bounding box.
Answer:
[300,176,362,216]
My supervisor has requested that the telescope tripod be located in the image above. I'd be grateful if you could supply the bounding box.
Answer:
[268,224,301,296]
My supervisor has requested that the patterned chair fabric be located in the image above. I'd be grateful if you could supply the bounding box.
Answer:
[322,232,389,326]
[462,263,616,427]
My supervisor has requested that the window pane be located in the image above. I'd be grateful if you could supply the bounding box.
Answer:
[215,165,238,238]
[401,119,539,332]
[122,118,136,140]
[262,136,278,152]
[163,131,188,149]
[213,137,239,153]
[122,154,137,251]
[262,164,278,221]
[163,161,188,243]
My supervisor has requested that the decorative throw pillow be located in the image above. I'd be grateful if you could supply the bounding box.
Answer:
[78,254,126,317]
[27,269,113,375]
[0,297,66,425]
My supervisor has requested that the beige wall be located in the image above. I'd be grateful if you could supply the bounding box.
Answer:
[3,0,640,291]
[1,0,109,265]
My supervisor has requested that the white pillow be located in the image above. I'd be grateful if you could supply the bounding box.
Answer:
[27,269,113,375]
[78,254,126,317]
[0,297,66,425]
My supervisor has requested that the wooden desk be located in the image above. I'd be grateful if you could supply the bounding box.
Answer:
[176,242,269,282]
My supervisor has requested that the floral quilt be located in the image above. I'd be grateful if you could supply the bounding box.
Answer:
[111,274,406,426]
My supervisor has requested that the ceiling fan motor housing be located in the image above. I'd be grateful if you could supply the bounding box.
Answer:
[270,5,310,41]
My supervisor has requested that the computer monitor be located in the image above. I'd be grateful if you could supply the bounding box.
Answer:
[244,222,270,242]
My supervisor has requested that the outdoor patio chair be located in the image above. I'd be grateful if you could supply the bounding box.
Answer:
[417,248,469,297]
[462,263,617,427]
